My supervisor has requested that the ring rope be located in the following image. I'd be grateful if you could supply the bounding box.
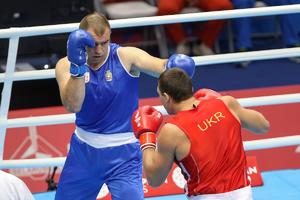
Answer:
[3,93,300,129]
[2,47,300,82]
[1,135,300,169]
[1,4,300,169]
[1,5,300,38]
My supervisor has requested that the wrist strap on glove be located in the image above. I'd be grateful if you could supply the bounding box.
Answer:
[139,132,156,151]
[70,64,87,78]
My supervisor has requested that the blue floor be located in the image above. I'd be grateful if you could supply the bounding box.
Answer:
[33,169,300,200]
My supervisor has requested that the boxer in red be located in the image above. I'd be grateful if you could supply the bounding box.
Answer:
[132,68,270,200]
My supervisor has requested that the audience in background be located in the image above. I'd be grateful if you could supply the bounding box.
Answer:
[157,0,233,55]
[232,0,300,67]
[99,0,300,61]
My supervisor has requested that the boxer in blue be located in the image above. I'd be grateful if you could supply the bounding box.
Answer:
[54,13,195,200]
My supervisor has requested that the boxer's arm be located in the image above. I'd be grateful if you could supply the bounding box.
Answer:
[118,47,195,78]
[55,29,95,113]
[55,57,85,113]
[142,124,178,187]
[221,96,270,134]
[118,47,166,77]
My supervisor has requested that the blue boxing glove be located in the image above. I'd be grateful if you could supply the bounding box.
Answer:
[166,54,195,78]
[67,29,95,78]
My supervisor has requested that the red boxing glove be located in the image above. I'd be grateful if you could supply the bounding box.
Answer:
[131,106,163,151]
[194,88,221,101]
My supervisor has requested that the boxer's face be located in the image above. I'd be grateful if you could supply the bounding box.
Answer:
[86,27,111,67]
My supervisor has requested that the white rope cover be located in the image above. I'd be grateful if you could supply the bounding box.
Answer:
[0,93,300,169]
[0,4,300,168]
[1,135,299,169]
[1,93,299,128]
[2,47,300,82]
[1,4,300,38]
[2,5,300,82]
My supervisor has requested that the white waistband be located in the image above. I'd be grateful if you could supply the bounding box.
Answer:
[188,186,252,200]
[75,126,138,149]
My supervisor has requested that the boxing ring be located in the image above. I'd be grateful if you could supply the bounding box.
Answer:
[0,4,300,198]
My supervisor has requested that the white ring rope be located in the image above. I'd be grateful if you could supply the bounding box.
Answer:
[1,4,300,168]
[1,135,300,169]
[244,135,300,151]
[0,92,299,169]
[2,47,300,82]
[2,93,300,129]
[1,4,300,38]
[2,5,300,82]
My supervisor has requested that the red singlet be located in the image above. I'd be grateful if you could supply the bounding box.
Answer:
[168,99,249,196]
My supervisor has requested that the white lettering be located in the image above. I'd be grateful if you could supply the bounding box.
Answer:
[142,178,148,193]
[214,112,225,121]
[197,122,208,131]
[247,166,258,174]
[197,111,226,132]
[206,116,217,127]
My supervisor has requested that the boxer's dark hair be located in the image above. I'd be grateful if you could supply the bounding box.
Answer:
[158,68,193,103]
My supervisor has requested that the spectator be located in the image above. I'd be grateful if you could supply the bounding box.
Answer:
[158,0,233,55]
[232,0,300,67]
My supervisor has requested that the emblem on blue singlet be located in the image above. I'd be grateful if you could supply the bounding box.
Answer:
[105,70,112,81]
[84,72,90,83]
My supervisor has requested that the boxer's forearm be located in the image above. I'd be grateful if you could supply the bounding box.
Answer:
[142,149,168,188]
[56,58,86,113]
[61,76,86,113]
